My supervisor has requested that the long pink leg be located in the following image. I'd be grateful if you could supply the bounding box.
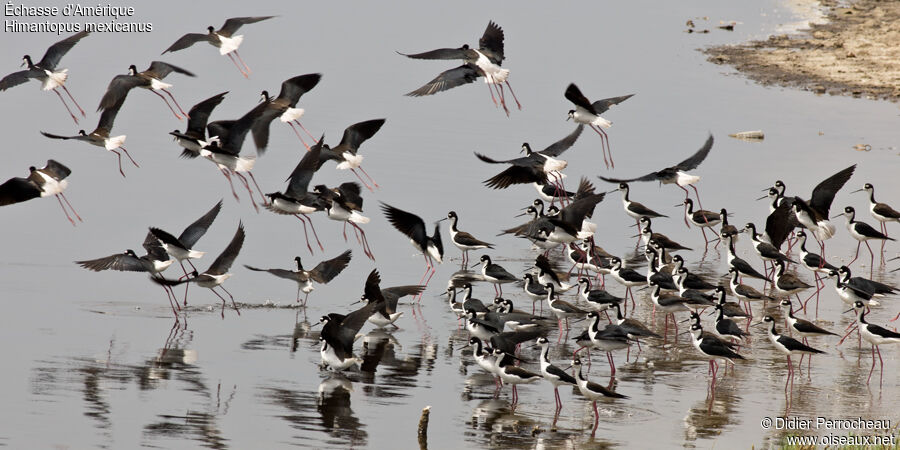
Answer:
[150,89,183,120]
[849,241,861,266]
[58,192,82,222]
[358,166,380,189]
[234,173,259,212]
[55,195,76,226]
[220,169,240,201]
[110,150,126,177]
[503,81,522,110]
[226,53,248,78]
[52,89,79,124]
[177,261,191,307]
[246,172,267,205]
[293,214,314,254]
[118,146,140,168]
[590,125,610,169]
[233,50,252,75]
[287,122,311,150]
[162,88,189,118]
[496,83,510,116]
[305,215,325,251]
[865,241,875,278]
[217,285,241,316]
[485,78,499,107]
[59,85,85,116]
[295,120,318,141]
[351,223,375,260]
[690,184,704,210]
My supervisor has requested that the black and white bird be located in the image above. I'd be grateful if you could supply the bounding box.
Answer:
[399,21,521,115]
[252,73,322,151]
[773,259,813,306]
[525,192,606,244]
[758,316,825,379]
[680,198,721,244]
[853,183,900,238]
[97,62,194,120]
[534,337,577,411]
[584,312,633,376]
[711,304,749,341]
[850,301,900,383]
[571,356,627,425]
[75,232,179,317]
[564,83,633,169]
[446,211,494,265]
[689,322,745,382]
[535,254,574,292]
[728,268,775,310]
[742,222,796,270]
[244,250,351,305]
[493,348,541,405]
[546,284,588,336]
[169,91,228,158]
[787,165,856,255]
[476,126,583,200]
[263,139,327,253]
[577,277,624,311]
[608,183,667,226]
[149,200,223,304]
[474,255,517,296]
[835,205,894,270]
[779,299,837,342]
[41,94,138,178]
[317,275,382,371]
[314,183,374,261]
[1,31,89,124]
[316,119,386,192]
[151,222,246,316]
[162,16,276,78]
[723,231,772,282]
[599,134,714,206]
[382,202,444,293]
[609,256,646,308]
[0,160,80,226]
[713,285,750,320]
[357,269,424,328]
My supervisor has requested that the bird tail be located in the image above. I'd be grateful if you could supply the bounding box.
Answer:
[337,153,364,170]
[105,135,127,151]
[42,69,68,90]
[235,156,256,172]
[218,35,244,55]
[349,212,370,224]
[815,221,836,240]
[279,107,305,122]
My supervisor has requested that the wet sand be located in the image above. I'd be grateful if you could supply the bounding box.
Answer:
[705,0,900,102]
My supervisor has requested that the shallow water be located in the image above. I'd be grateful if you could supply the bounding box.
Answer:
[1,0,899,448]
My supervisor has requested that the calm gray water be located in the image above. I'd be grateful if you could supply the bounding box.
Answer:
[1,1,899,448]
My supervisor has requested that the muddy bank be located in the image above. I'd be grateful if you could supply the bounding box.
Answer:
[705,0,900,102]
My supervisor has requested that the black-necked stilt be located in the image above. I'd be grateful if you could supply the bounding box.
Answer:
[316,119,386,192]
[718,208,738,245]
[492,348,541,405]
[680,198,721,243]
[827,268,877,311]
[758,315,824,380]
[610,302,660,342]
[742,222,796,269]
[571,356,626,429]
[789,165,857,255]
[534,337,577,411]
[358,269,420,328]
[253,73,322,151]
[264,138,327,253]
[381,202,443,292]
[564,83,633,169]
[465,308,502,341]
[170,91,228,158]
[577,277,624,311]
[0,159,81,226]
[317,274,382,371]
[600,134,714,206]
[546,284,587,337]
[162,16,275,78]
[41,95,138,178]
[853,183,900,247]
[585,312,632,376]
[609,183,667,226]
[567,241,611,279]
[835,206,894,270]
[713,285,750,320]
[673,268,717,307]
[149,200,222,304]
[773,259,813,304]
[476,125,583,200]
[645,250,677,290]
[639,220,691,252]
[97,62,194,120]
[779,299,836,340]
[711,304,749,341]
[609,256,646,309]
[463,337,501,386]
[758,196,796,250]
[151,222,246,317]
[445,287,464,318]
[1,31,89,123]
[687,312,741,350]
[522,274,549,312]
[728,268,775,313]
[795,230,837,314]
[314,182,374,261]
[670,255,716,290]
[446,211,493,265]
[849,300,900,383]
[689,322,744,383]
[75,232,180,316]
[461,283,490,316]
[723,231,772,282]
[494,299,554,331]
[535,254,574,292]
[399,21,521,115]
[649,281,700,337]
[475,255,517,296]
[244,249,351,305]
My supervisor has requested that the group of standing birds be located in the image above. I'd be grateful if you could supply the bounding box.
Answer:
[3,17,900,436]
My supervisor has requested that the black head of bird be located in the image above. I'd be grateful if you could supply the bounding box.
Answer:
[566,110,575,121]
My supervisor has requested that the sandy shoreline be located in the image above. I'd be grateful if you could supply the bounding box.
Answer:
[705,0,900,102]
